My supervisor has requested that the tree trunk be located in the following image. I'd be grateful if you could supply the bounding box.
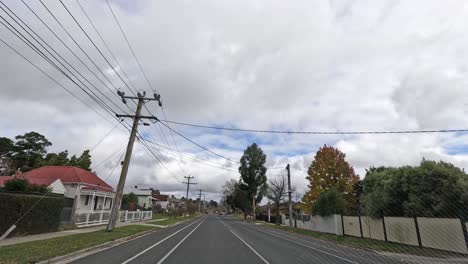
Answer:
[275,203,280,225]
[252,196,256,221]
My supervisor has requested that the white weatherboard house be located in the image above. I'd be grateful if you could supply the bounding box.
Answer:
[131,189,156,209]
[2,166,151,227]
[22,166,115,214]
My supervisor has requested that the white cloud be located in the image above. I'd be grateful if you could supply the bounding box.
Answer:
[2,0,468,202]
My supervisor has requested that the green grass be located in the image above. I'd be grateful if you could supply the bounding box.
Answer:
[148,215,196,226]
[0,225,157,264]
[259,223,465,258]
[152,213,169,220]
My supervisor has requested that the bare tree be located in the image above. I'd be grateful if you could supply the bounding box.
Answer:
[266,174,287,224]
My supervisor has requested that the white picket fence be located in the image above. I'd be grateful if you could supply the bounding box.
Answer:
[75,210,152,227]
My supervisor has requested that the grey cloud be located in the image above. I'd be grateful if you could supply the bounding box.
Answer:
[2,0,468,202]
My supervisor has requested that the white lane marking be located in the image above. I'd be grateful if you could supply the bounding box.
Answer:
[239,222,345,254]
[121,218,202,264]
[230,230,271,264]
[247,225,358,264]
[246,224,384,264]
[156,217,207,264]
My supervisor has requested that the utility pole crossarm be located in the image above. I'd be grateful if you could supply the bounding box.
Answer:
[120,95,159,101]
[116,114,159,120]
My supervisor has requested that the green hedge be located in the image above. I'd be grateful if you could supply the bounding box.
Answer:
[0,192,64,237]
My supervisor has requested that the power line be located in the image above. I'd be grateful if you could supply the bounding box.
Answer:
[158,121,240,164]
[139,126,190,177]
[161,120,468,135]
[98,0,181,173]
[103,149,125,181]
[59,0,136,96]
[37,0,124,99]
[159,106,191,174]
[92,143,127,171]
[59,0,167,154]
[137,135,184,183]
[1,0,135,160]
[89,120,122,152]
[105,0,153,92]
[0,4,115,116]
[142,138,239,173]
[138,130,182,175]
[20,0,127,114]
[0,36,112,125]
[0,4,133,136]
[74,0,180,177]
[0,1,134,122]
[15,0,136,132]
[74,0,138,93]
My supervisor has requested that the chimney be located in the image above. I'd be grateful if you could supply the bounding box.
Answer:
[14,168,22,178]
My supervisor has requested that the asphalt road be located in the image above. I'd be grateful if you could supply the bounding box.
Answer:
[71,214,405,264]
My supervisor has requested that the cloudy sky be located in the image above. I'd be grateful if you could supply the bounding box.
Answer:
[1,0,468,202]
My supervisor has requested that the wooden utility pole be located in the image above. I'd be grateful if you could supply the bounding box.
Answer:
[198,189,203,213]
[286,164,293,228]
[183,176,196,215]
[106,91,160,231]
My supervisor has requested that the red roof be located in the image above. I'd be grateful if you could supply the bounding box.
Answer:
[153,194,169,201]
[82,186,114,192]
[25,176,57,186]
[23,166,113,192]
[0,176,13,187]
[0,175,57,187]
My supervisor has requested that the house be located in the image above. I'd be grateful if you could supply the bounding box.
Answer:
[22,166,115,214]
[152,194,169,212]
[131,189,156,210]
[0,174,66,195]
[167,195,183,211]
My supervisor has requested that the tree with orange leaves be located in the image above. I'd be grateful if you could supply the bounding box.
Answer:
[301,145,359,213]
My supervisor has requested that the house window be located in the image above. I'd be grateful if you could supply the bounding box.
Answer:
[104,198,107,206]
[85,195,90,205]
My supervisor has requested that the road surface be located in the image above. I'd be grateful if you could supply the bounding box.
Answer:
[71,214,405,264]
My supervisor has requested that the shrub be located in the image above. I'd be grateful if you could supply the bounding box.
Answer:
[4,178,50,194]
[0,192,64,237]
[313,188,347,216]
[26,184,50,194]
[4,178,28,192]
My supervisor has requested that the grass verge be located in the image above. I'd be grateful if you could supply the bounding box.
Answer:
[0,225,157,264]
[152,213,169,220]
[148,215,196,226]
[258,222,465,258]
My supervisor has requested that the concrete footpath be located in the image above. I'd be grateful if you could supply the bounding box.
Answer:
[0,220,157,247]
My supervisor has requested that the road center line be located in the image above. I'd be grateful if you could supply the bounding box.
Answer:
[246,225,358,264]
[229,230,271,264]
[156,217,206,264]
[121,218,202,264]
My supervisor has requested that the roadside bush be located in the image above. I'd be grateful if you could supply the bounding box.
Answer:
[26,184,49,193]
[0,192,64,237]
[313,188,347,216]
[4,178,28,192]
[4,178,50,194]
[256,213,278,223]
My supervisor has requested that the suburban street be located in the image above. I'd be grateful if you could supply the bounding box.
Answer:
[71,215,403,264]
